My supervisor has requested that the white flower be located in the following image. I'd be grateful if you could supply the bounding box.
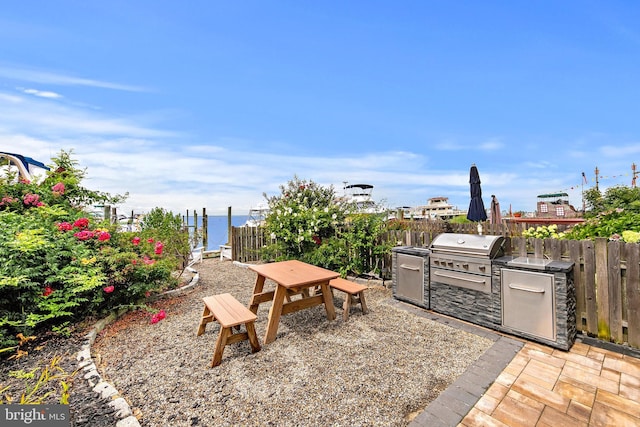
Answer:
[270,232,276,239]
[324,207,329,213]
[332,213,337,220]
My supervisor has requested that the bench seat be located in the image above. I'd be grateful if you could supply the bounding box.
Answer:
[329,278,369,321]
[196,293,261,367]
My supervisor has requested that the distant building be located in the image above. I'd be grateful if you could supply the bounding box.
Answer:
[536,193,581,218]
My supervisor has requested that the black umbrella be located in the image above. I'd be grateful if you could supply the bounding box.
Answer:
[466,164,487,222]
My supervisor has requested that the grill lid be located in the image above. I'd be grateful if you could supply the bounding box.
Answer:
[430,233,504,258]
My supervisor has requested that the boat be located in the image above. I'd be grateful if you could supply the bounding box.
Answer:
[244,203,270,227]
[339,183,386,214]
[0,152,49,183]
[405,196,467,220]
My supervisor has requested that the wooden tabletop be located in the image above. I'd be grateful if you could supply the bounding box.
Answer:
[248,260,340,288]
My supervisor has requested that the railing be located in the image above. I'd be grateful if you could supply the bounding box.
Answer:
[230,222,640,349]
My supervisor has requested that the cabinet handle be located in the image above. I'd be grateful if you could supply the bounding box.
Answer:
[400,264,420,271]
[508,283,545,293]
[433,271,486,284]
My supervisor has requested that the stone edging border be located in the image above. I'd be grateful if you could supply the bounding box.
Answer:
[75,266,200,427]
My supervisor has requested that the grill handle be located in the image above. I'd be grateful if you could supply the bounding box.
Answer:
[399,264,420,271]
[508,283,545,293]
[433,271,486,284]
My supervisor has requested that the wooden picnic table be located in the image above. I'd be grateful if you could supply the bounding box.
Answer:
[247,260,340,344]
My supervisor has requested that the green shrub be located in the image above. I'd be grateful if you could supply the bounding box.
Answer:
[262,176,392,277]
[0,150,184,352]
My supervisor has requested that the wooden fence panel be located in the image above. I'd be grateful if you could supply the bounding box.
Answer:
[569,240,585,332]
[626,243,640,347]
[608,241,623,343]
[595,238,610,340]
[582,240,598,336]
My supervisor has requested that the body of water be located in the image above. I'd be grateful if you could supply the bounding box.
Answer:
[186,215,249,251]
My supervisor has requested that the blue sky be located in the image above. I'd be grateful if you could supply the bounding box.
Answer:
[1,1,640,215]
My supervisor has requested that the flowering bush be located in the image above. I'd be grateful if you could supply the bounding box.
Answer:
[522,224,563,239]
[263,176,392,276]
[0,150,186,351]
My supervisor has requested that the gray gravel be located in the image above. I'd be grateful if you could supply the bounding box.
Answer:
[93,258,492,427]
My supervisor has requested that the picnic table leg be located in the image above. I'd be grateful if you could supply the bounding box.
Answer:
[318,281,336,321]
[248,275,266,314]
[264,284,287,344]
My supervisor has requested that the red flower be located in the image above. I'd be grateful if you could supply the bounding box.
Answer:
[154,241,164,255]
[57,222,73,231]
[97,231,111,241]
[150,314,160,324]
[157,310,166,320]
[43,286,54,297]
[103,285,115,293]
[312,235,322,245]
[73,218,89,229]
[132,259,137,265]
[74,230,95,240]
[132,236,141,245]
[147,238,154,243]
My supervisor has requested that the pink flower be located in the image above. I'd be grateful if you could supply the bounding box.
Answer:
[43,286,54,297]
[0,196,17,207]
[74,230,95,240]
[157,310,166,320]
[132,259,137,265]
[51,182,65,195]
[150,314,160,324]
[103,285,115,293]
[57,222,73,231]
[142,256,156,265]
[97,231,111,241]
[132,236,141,245]
[23,193,41,206]
[73,218,89,229]
[147,238,154,243]
[154,241,164,255]
[19,178,30,184]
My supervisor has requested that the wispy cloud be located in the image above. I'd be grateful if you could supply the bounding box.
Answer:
[0,90,175,138]
[22,88,63,99]
[0,65,147,92]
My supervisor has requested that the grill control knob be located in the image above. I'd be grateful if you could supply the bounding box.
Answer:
[479,265,486,271]
[462,263,469,269]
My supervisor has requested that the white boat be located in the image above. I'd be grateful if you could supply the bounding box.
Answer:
[244,203,270,227]
[406,196,467,220]
[0,152,49,183]
[339,183,386,214]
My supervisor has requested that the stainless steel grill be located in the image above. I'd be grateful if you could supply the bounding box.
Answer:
[429,233,504,293]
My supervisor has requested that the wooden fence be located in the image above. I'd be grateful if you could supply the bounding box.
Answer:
[230,221,640,349]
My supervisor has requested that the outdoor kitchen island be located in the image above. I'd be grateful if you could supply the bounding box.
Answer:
[392,233,576,351]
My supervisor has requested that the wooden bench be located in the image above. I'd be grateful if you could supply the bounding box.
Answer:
[329,278,369,321]
[196,293,261,367]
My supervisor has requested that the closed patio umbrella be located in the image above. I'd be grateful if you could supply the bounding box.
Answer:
[466,164,487,222]
[490,194,502,225]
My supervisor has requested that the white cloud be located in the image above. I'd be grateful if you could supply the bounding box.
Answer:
[0,65,147,92]
[22,88,63,99]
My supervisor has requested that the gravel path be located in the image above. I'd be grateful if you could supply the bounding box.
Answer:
[93,258,493,426]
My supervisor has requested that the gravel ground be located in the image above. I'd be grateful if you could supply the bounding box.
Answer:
[93,258,493,427]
